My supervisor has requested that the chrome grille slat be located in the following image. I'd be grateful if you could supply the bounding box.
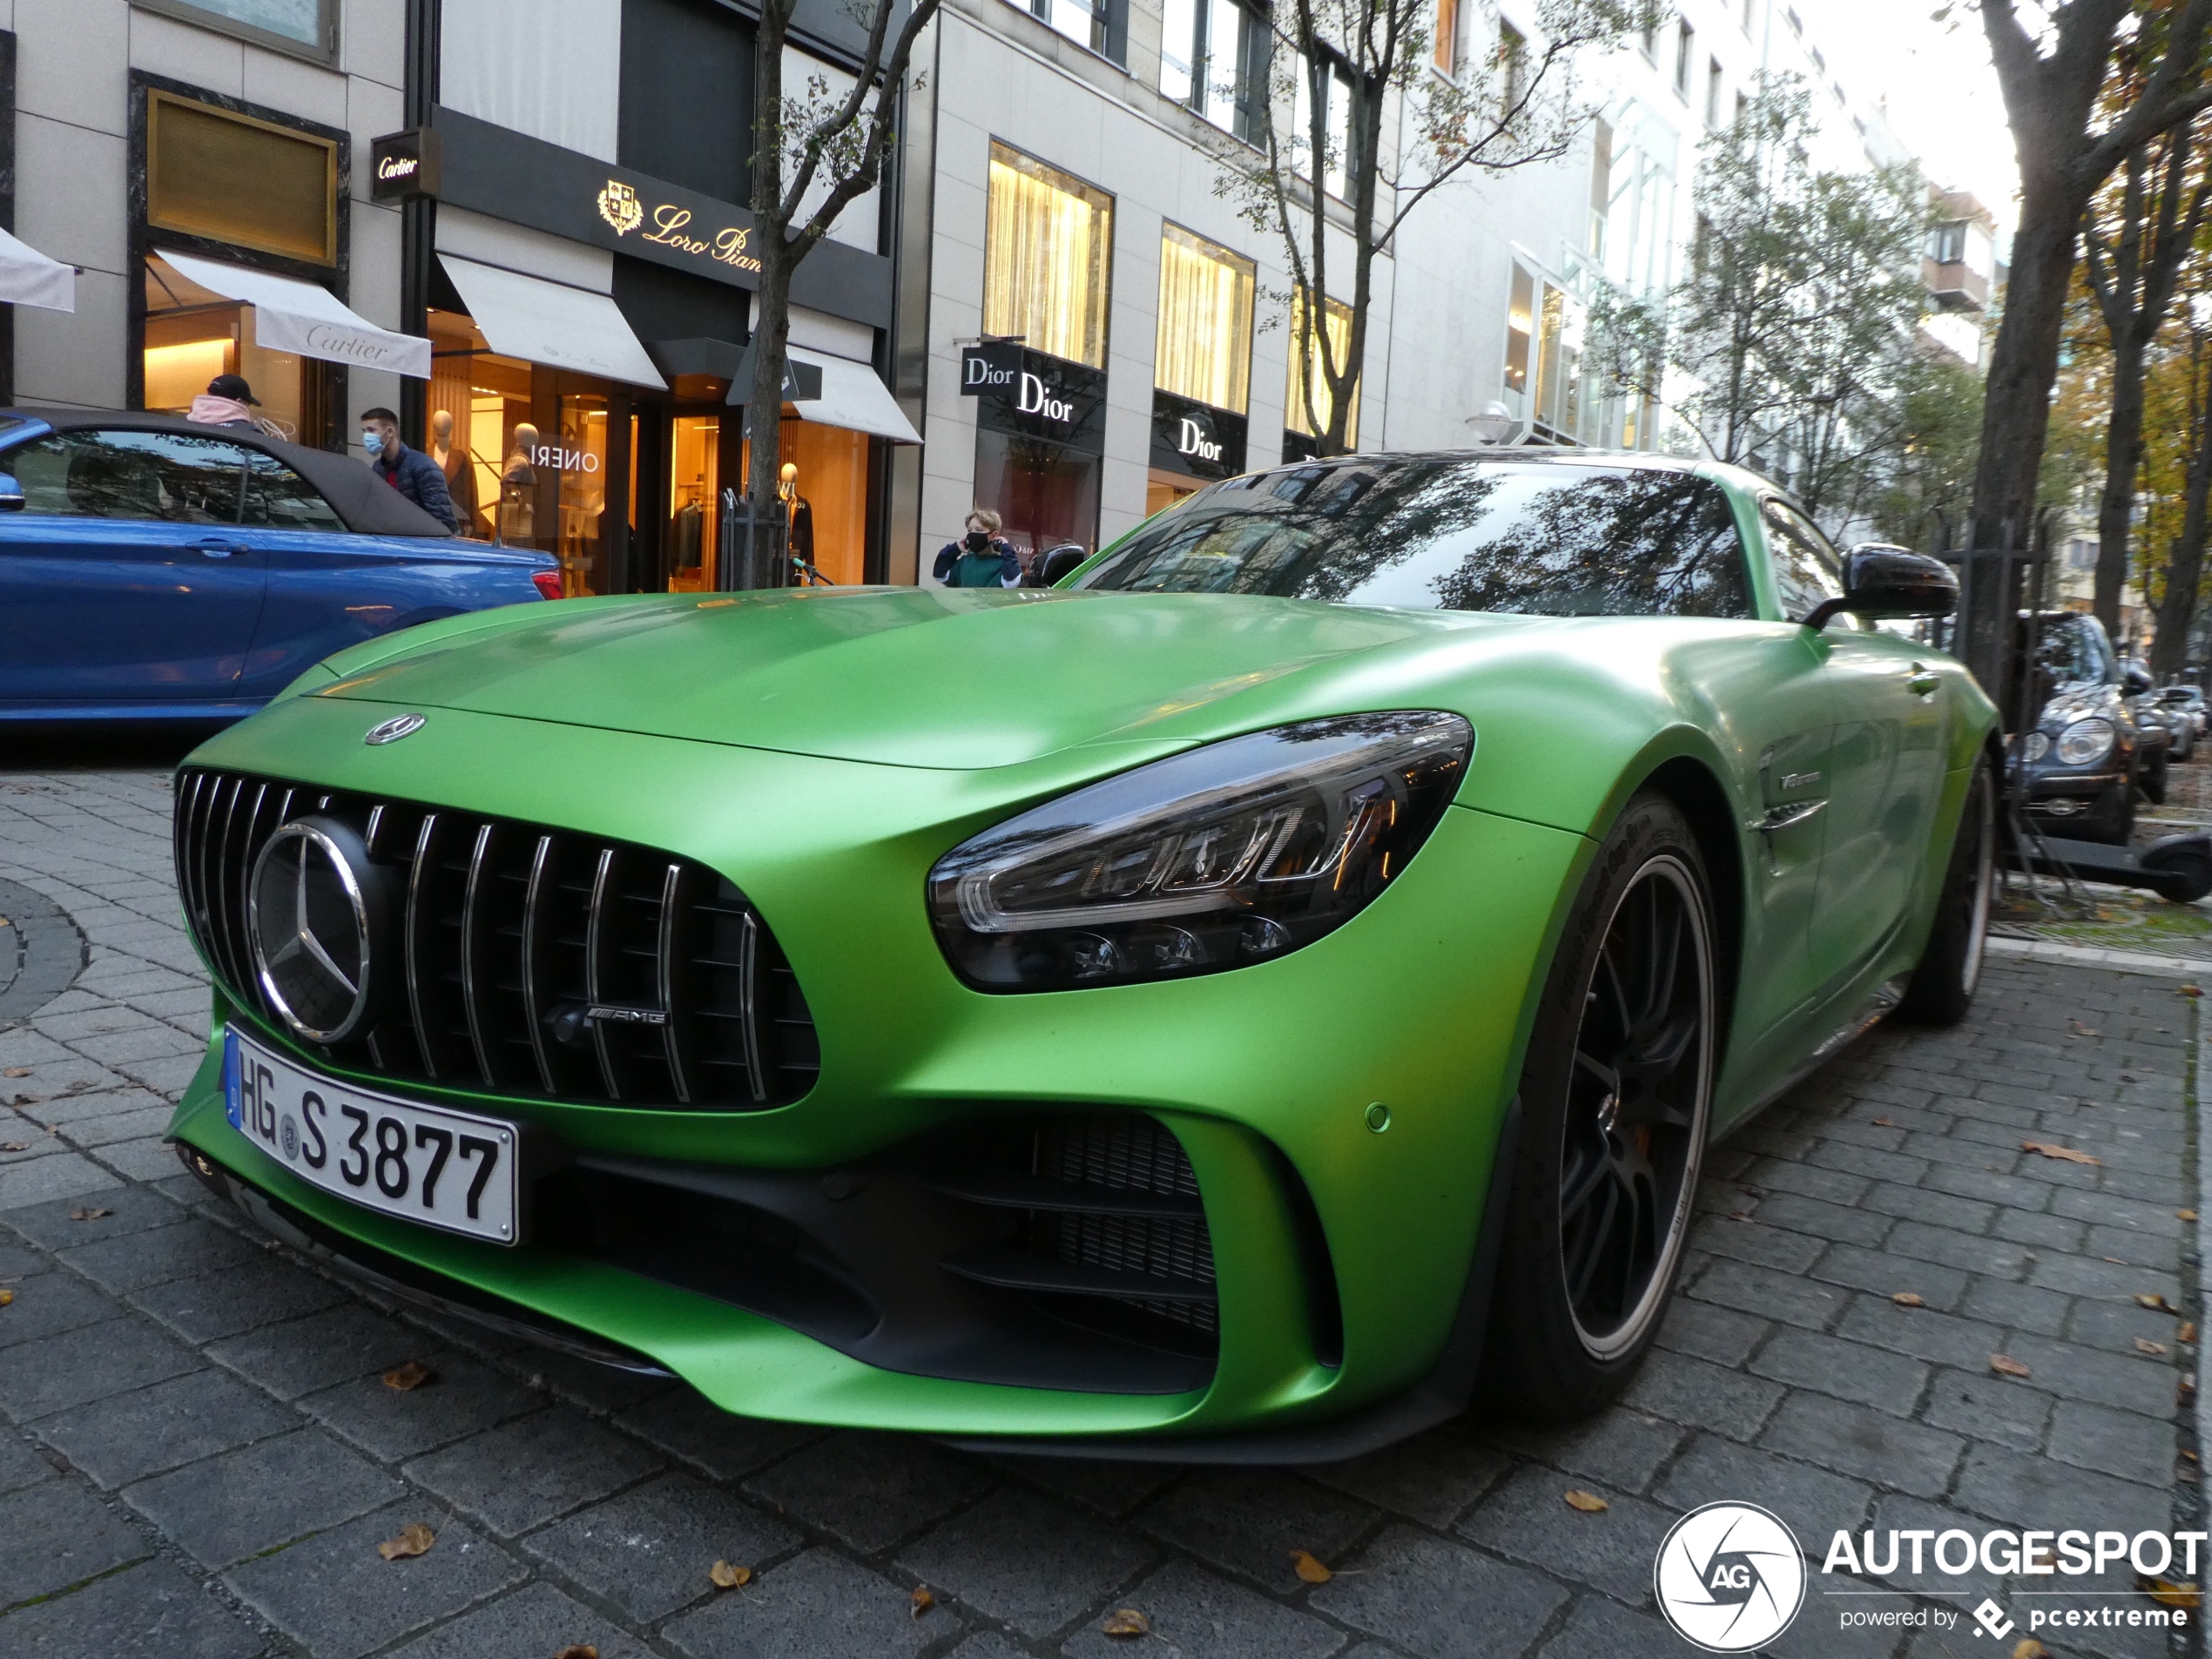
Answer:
[585,846,621,1101]
[461,820,497,1088]
[521,833,557,1095]
[738,911,765,1103]
[657,861,690,1104]
[212,778,255,1003]
[406,813,441,1079]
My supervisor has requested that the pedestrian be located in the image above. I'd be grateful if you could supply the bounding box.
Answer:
[360,407,459,532]
[186,374,263,429]
[933,509,1021,589]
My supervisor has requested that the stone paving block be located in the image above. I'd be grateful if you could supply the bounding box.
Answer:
[900,1484,1154,1638]
[2067,1295,2187,1353]
[1,1181,186,1250]
[0,1315,202,1419]
[519,1349,674,1417]
[1689,1214,1827,1272]
[1136,1466,1376,1595]
[0,1262,116,1348]
[0,1477,153,1608]
[1655,1433,1875,1540]
[1993,1333,2178,1418]
[1748,1327,1932,1416]
[99,1136,199,1182]
[402,1403,664,1537]
[999,1454,1181,1521]
[1742,1156,1871,1207]
[521,1468,800,1623]
[1534,1594,1676,1656]
[1061,1557,1348,1659]
[1619,1347,1786,1440]
[300,1350,546,1460]
[1689,1257,1854,1330]
[124,1426,406,1570]
[612,1387,823,1482]
[747,1431,995,1555]
[1652,1297,1771,1366]
[222,1501,526,1659]
[2045,1398,2180,1487]
[1862,1180,1998,1233]
[1951,1440,2171,1535]
[1959,1275,2074,1338]
[1886,1220,2036,1279]
[1812,1242,1971,1309]
[2085,1224,2182,1271]
[1835,1293,2010,1371]
[1748,1189,1897,1247]
[36,1366,295,1489]
[207,1302,426,1399]
[0,1554,263,1658]
[1478,1406,1684,1497]
[23,1085,178,1129]
[1924,1163,2055,1211]
[1310,1522,1570,1659]
[663,1543,954,1659]
[1305,1426,1508,1527]
[0,1427,57,1494]
[1919,1366,2054,1452]
[57,1215,260,1294]
[0,1148,124,1210]
[120,1227,342,1332]
[383,1580,653,1659]
[1757,1393,1964,1497]
[1454,1464,1675,1602]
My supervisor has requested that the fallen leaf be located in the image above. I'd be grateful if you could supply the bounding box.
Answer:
[1892,1292,1925,1308]
[2013,1641,2053,1659]
[2140,1575,2202,1609]
[2138,1293,2180,1313]
[1871,1116,1895,1127]
[909,1584,935,1619]
[2020,1141,2101,1164]
[381,1361,432,1392]
[2105,1257,2128,1265]
[0,1289,12,1307]
[2185,984,2206,997]
[0,1142,26,1152]
[2182,1375,2197,1406]
[552,1648,599,1659]
[1991,1354,2033,1379]
[1102,1609,1151,1638]
[708,1560,751,1590]
[1,1068,26,1078]
[1291,1548,1334,1582]
[1726,1210,1750,1220]
[2070,1020,2101,1036]
[2182,1211,2200,1223]
[2122,1073,2141,1082]
[68,1206,111,1221]
[2183,1322,2197,1344]
[2139,1338,2170,1355]
[1563,1489,1610,1513]
[378,1523,435,1561]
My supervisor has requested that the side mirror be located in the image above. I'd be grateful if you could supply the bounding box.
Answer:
[0,474,24,512]
[2123,662,2155,695]
[1804,544,1957,631]
[1038,544,1089,586]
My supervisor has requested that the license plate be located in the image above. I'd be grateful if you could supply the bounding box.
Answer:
[225,1028,522,1245]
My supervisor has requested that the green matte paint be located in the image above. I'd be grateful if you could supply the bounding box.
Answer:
[168,466,1997,1443]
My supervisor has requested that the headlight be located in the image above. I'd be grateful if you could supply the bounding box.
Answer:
[2020,732,2051,763]
[2055,718,2114,766]
[927,711,1473,990]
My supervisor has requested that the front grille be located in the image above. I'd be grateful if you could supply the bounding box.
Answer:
[174,768,818,1110]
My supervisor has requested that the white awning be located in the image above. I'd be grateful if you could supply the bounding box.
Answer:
[790,347,921,444]
[0,229,74,313]
[156,249,430,378]
[437,254,665,389]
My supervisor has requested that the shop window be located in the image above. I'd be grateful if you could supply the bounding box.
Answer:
[1285,288,1357,447]
[143,253,321,443]
[665,414,721,590]
[1161,0,1269,143]
[976,429,1101,563]
[145,91,338,267]
[983,143,1115,370]
[1156,225,1254,414]
[136,0,336,63]
[775,421,871,586]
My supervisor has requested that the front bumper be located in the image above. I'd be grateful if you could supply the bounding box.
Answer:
[166,694,1588,1445]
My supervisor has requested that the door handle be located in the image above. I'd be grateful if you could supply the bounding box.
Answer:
[1750,799,1827,833]
[1905,664,1940,697]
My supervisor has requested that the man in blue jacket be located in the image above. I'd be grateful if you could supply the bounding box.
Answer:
[360,407,459,532]
[933,509,1022,587]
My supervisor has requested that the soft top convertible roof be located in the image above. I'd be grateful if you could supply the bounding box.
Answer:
[3,408,455,539]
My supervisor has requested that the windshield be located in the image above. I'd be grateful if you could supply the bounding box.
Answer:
[1074,458,1751,618]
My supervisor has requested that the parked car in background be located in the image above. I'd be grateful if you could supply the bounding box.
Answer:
[0,410,559,723]
[2128,662,2193,761]
[2156,684,2208,750]
[2013,613,2161,844]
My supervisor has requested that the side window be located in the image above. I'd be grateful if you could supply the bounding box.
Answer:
[3,429,246,523]
[240,450,347,533]
[1762,499,1844,623]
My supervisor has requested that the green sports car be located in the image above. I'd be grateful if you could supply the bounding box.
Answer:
[166,450,1995,1458]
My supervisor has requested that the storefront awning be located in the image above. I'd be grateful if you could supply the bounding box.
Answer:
[156,249,430,378]
[0,229,74,313]
[786,347,921,444]
[437,254,666,389]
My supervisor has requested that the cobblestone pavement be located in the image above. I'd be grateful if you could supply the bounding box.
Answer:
[0,765,2202,1659]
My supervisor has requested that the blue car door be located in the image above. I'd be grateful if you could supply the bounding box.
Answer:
[0,428,266,705]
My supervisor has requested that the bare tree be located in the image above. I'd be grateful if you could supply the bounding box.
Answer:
[742,0,941,578]
[1209,0,1643,457]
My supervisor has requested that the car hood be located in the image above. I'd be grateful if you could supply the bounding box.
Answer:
[313,586,1539,769]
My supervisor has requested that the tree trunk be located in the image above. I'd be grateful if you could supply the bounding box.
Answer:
[2094,330,2149,633]
[2155,385,2212,679]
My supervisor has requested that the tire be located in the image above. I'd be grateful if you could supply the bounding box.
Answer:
[1480,791,1716,1421]
[2141,747,2169,806]
[1897,756,1994,1026]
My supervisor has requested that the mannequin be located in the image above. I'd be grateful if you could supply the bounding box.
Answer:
[780,460,815,573]
[498,422,537,548]
[430,409,479,527]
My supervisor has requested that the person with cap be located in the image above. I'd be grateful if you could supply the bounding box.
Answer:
[359,407,459,533]
[187,374,263,429]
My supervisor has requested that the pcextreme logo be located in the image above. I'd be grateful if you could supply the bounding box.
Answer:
[1654,1502,1807,1651]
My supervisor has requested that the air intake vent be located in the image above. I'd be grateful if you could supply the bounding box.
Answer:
[174,768,817,1111]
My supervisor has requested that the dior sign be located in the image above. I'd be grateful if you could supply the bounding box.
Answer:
[962,344,1107,456]
[1150,389,1246,480]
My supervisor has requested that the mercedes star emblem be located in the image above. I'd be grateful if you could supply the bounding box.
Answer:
[248,821,378,1043]
[364,712,427,745]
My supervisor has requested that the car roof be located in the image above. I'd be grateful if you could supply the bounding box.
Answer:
[0,406,455,539]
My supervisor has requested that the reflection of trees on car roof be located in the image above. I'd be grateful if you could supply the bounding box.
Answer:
[1082,460,1749,619]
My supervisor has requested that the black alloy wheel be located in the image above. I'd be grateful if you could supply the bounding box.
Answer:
[1558,854,1715,1361]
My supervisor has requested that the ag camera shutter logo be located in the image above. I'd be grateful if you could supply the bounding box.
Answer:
[1654,1502,1806,1651]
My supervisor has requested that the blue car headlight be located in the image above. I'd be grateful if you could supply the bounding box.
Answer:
[927,711,1473,990]
[2055,718,2114,767]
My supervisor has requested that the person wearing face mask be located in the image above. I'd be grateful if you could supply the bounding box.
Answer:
[931,509,1021,588]
[360,407,459,533]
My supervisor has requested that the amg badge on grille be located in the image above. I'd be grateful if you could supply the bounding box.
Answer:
[364,712,427,745]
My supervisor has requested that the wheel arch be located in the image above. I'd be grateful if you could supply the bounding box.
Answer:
[1635,754,1746,1059]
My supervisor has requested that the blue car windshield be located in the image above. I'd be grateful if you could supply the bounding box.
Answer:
[1074,459,1751,618]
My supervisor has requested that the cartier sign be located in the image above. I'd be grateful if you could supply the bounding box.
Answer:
[368,128,441,203]
[1150,388,1246,480]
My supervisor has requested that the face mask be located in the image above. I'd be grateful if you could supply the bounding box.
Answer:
[361,430,385,457]
[965,529,989,550]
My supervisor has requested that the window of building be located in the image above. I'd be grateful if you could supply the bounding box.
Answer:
[1675,22,1695,97]
[1026,0,1127,64]
[1640,16,1658,58]
[134,0,336,64]
[983,143,1116,369]
[1290,55,1357,198]
[145,91,338,267]
[1156,225,1255,411]
[1499,23,1527,111]
[1735,90,1750,126]
[1705,58,1723,125]
[1742,0,1755,31]
[1505,264,1534,398]
[1285,288,1358,447]
[1588,119,1613,256]
[143,256,329,447]
[1503,260,1588,442]
[1433,0,1462,76]
[1161,0,1269,143]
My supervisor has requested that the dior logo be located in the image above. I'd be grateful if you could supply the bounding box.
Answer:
[1177,418,1223,462]
[1016,373,1075,423]
[965,355,1016,390]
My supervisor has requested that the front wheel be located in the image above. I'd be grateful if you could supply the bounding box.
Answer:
[1897,756,1993,1026]
[1480,792,1716,1421]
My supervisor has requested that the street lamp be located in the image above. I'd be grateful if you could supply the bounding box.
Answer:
[1467,401,1519,445]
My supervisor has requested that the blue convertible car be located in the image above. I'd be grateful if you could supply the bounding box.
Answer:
[0,410,558,722]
